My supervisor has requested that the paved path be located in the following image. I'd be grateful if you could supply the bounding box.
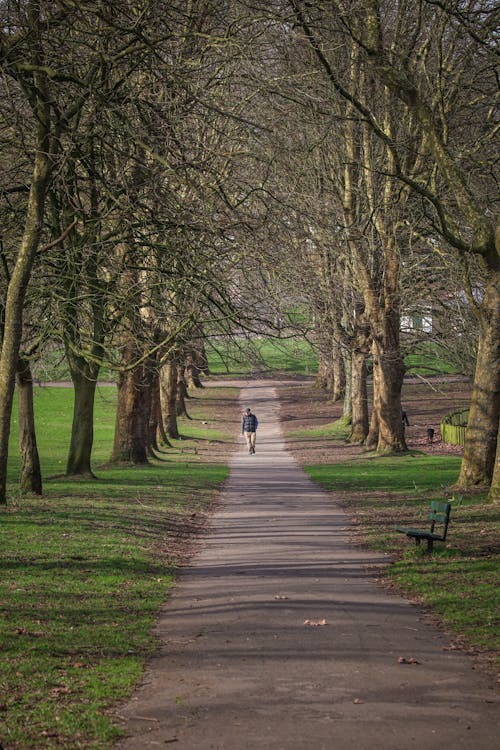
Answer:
[116,382,498,750]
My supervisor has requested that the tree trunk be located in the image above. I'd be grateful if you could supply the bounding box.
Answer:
[458,275,500,487]
[154,380,171,448]
[332,342,346,402]
[349,348,369,443]
[176,370,190,417]
[339,346,352,425]
[148,372,163,454]
[196,335,210,375]
[0,5,54,504]
[16,358,42,494]
[66,364,99,477]
[366,356,379,449]
[0,140,51,503]
[185,350,203,389]
[57,161,106,477]
[160,360,180,439]
[372,337,406,453]
[142,363,155,458]
[111,342,150,464]
[489,430,500,503]
[316,355,333,391]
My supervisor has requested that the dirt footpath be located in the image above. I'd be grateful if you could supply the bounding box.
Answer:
[114,381,497,750]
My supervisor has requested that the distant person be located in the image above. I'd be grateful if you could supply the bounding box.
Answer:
[242,407,258,454]
[402,409,410,434]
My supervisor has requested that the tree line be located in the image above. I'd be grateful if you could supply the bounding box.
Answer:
[1,1,498,503]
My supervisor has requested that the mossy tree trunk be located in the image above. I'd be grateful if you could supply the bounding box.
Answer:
[176,368,190,417]
[331,343,346,402]
[458,274,500,488]
[16,357,42,495]
[371,337,406,453]
[51,143,107,478]
[148,371,163,454]
[111,339,150,464]
[339,344,352,426]
[366,358,379,449]
[185,349,204,389]
[160,360,180,440]
[153,372,171,449]
[194,329,210,376]
[0,25,52,503]
[316,353,333,391]
[66,365,99,477]
[111,369,150,465]
[349,319,370,444]
[490,430,500,503]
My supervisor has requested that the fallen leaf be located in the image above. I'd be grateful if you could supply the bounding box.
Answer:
[49,687,71,697]
[398,656,420,665]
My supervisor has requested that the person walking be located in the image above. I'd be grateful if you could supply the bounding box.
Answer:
[242,407,258,454]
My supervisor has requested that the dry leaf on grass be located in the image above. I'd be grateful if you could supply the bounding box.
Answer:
[49,687,71,697]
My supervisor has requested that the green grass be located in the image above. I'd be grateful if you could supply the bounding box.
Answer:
[305,453,499,662]
[2,386,235,748]
[391,555,499,651]
[287,419,351,441]
[206,336,317,376]
[9,386,117,478]
[306,453,463,496]
[1,495,172,748]
[404,342,463,376]
[405,353,462,376]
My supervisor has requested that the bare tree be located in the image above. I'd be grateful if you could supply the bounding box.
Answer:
[0,2,63,503]
[287,0,499,491]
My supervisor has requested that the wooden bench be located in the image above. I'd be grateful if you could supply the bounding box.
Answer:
[396,501,452,553]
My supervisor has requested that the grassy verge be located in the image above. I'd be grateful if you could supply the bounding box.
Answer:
[404,341,464,376]
[305,453,499,666]
[405,353,462,376]
[206,336,317,376]
[287,420,351,441]
[1,385,238,749]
